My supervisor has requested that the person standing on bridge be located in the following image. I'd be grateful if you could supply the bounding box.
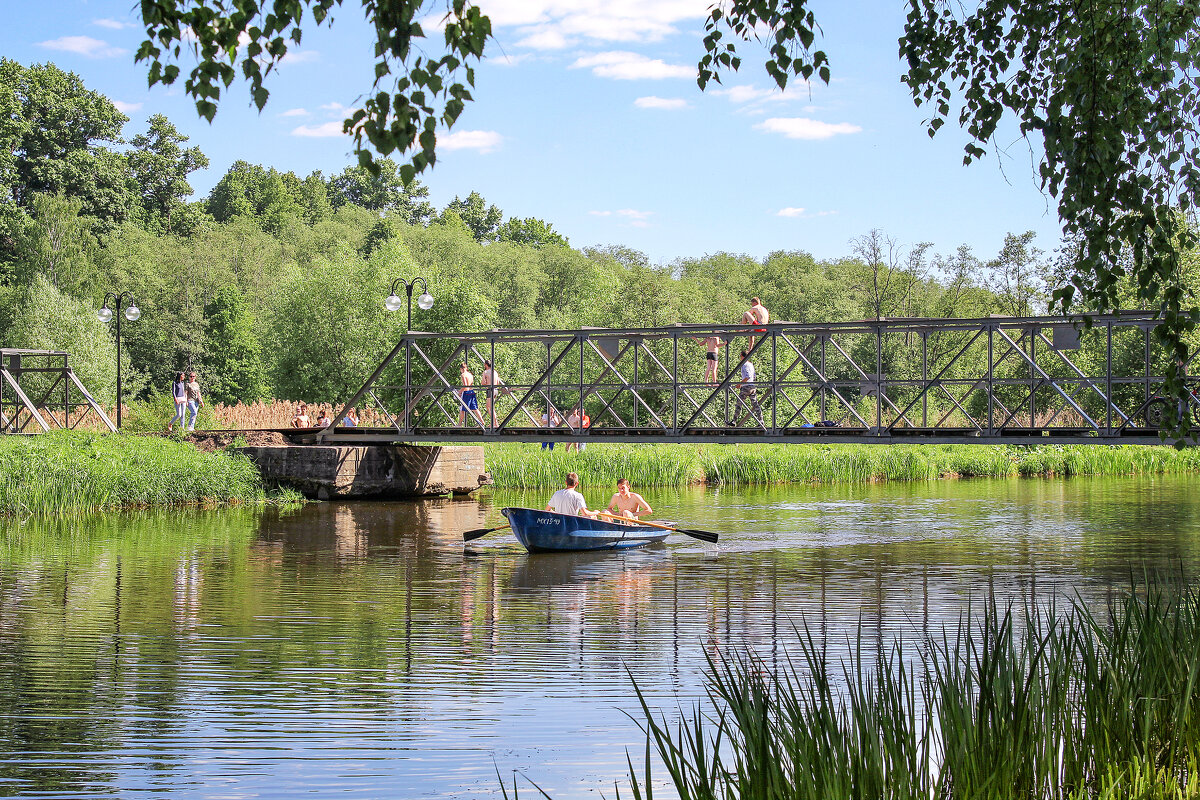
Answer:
[458,362,485,428]
[481,360,502,428]
[731,350,764,427]
[741,297,769,348]
[692,335,726,386]
[184,372,203,431]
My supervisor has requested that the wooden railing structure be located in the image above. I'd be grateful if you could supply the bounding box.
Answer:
[0,349,116,434]
[307,312,1188,446]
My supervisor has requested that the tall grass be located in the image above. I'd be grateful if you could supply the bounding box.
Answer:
[0,431,297,515]
[484,443,1200,489]
[626,579,1200,800]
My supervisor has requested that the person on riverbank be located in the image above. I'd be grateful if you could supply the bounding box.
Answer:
[540,407,560,450]
[291,403,310,428]
[344,408,359,427]
[547,472,598,518]
[732,350,763,427]
[184,372,203,431]
[606,478,652,523]
[692,335,726,386]
[741,297,769,348]
[316,408,331,427]
[566,406,591,452]
[458,362,485,427]
[168,372,187,432]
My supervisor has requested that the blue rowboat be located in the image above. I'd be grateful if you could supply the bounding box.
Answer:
[501,507,669,552]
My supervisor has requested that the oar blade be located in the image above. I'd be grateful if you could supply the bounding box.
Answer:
[679,528,719,544]
[463,525,505,542]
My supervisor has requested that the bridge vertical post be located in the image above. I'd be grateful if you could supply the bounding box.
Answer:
[633,338,639,428]
[1029,326,1036,427]
[404,338,412,433]
[820,334,827,422]
[578,333,584,438]
[771,330,778,432]
[672,332,678,434]
[875,324,883,434]
[987,325,995,433]
[490,338,496,431]
[1106,322,1113,431]
[1145,327,1152,407]
[921,332,928,427]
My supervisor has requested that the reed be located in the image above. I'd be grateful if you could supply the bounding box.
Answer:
[625,578,1200,799]
[483,443,1200,489]
[0,431,298,515]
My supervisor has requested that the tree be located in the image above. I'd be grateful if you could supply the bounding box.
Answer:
[440,192,502,242]
[328,159,434,223]
[848,229,929,320]
[497,217,568,248]
[207,161,304,234]
[127,114,209,234]
[202,286,268,404]
[986,231,1049,318]
[18,193,98,295]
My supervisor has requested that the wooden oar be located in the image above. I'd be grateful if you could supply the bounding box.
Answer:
[463,523,510,542]
[596,512,719,544]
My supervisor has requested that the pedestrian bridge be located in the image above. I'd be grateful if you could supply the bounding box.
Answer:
[306,312,1188,447]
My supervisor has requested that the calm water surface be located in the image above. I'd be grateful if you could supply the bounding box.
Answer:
[1,476,1199,798]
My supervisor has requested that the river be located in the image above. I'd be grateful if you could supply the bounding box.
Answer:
[1,475,1198,798]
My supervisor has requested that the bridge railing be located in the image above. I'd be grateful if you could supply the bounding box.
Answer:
[316,312,1187,444]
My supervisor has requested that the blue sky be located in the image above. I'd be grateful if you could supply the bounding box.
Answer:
[4,1,1063,266]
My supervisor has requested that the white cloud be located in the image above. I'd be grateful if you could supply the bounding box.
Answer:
[320,102,351,114]
[279,108,310,117]
[280,49,320,64]
[441,129,503,153]
[634,96,688,110]
[571,51,691,80]
[112,100,143,113]
[777,207,805,217]
[755,117,861,140]
[38,35,126,58]
[479,0,707,48]
[93,18,134,30]
[291,121,346,138]
[591,208,655,228]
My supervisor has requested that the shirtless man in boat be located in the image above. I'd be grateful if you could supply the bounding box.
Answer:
[692,335,726,386]
[740,297,770,348]
[457,362,486,427]
[606,478,652,523]
[547,472,598,518]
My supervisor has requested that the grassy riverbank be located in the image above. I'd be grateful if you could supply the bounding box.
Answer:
[0,431,297,515]
[619,579,1200,799]
[484,442,1200,489]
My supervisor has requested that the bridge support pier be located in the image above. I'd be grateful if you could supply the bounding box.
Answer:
[234,443,491,500]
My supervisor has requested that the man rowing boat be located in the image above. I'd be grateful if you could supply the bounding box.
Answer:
[606,478,652,523]
[547,472,598,518]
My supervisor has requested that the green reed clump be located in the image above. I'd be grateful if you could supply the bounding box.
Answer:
[485,443,705,490]
[625,579,1200,800]
[0,431,275,515]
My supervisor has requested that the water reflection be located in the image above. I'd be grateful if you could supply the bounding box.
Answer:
[0,476,1197,797]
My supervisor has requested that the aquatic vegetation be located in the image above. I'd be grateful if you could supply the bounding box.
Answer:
[484,442,1200,489]
[626,579,1200,799]
[0,431,297,515]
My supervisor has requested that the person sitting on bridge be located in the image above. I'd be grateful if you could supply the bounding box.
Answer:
[741,297,769,348]
[606,478,652,523]
[546,472,598,518]
[692,335,726,386]
[457,362,485,427]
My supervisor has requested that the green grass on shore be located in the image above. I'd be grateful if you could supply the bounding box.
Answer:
[0,431,293,515]
[484,442,1200,489]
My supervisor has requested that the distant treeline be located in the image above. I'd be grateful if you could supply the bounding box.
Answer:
[2,58,1196,412]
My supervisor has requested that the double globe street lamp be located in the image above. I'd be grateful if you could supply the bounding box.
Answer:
[97,292,141,429]
[385,277,434,329]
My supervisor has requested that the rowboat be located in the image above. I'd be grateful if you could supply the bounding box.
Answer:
[501,507,669,552]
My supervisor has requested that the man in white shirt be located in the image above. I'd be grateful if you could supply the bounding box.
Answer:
[546,472,598,518]
[732,350,764,427]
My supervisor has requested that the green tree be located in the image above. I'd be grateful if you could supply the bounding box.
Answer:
[328,159,434,223]
[127,113,209,234]
[986,231,1049,318]
[3,274,120,404]
[202,286,268,403]
[18,192,98,295]
[207,161,305,234]
[496,217,568,248]
[440,192,502,242]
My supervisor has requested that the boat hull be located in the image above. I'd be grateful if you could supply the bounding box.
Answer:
[502,507,668,552]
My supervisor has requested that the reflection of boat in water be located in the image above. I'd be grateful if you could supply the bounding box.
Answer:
[508,545,670,590]
[502,507,668,552]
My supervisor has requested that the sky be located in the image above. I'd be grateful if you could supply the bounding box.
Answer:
[3,0,1065,266]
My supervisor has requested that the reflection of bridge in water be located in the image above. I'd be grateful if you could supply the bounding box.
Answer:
[311,311,1187,446]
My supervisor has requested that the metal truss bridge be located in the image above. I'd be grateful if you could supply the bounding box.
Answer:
[309,312,1187,446]
[1,349,115,434]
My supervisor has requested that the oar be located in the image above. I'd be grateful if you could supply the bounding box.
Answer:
[596,512,719,544]
[464,523,509,542]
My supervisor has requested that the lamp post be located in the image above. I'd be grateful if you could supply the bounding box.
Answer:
[385,277,434,329]
[97,292,140,429]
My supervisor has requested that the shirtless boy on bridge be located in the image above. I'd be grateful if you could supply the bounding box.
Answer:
[741,297,770,348]
[457,362,486,428]
[692,335,726,386]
